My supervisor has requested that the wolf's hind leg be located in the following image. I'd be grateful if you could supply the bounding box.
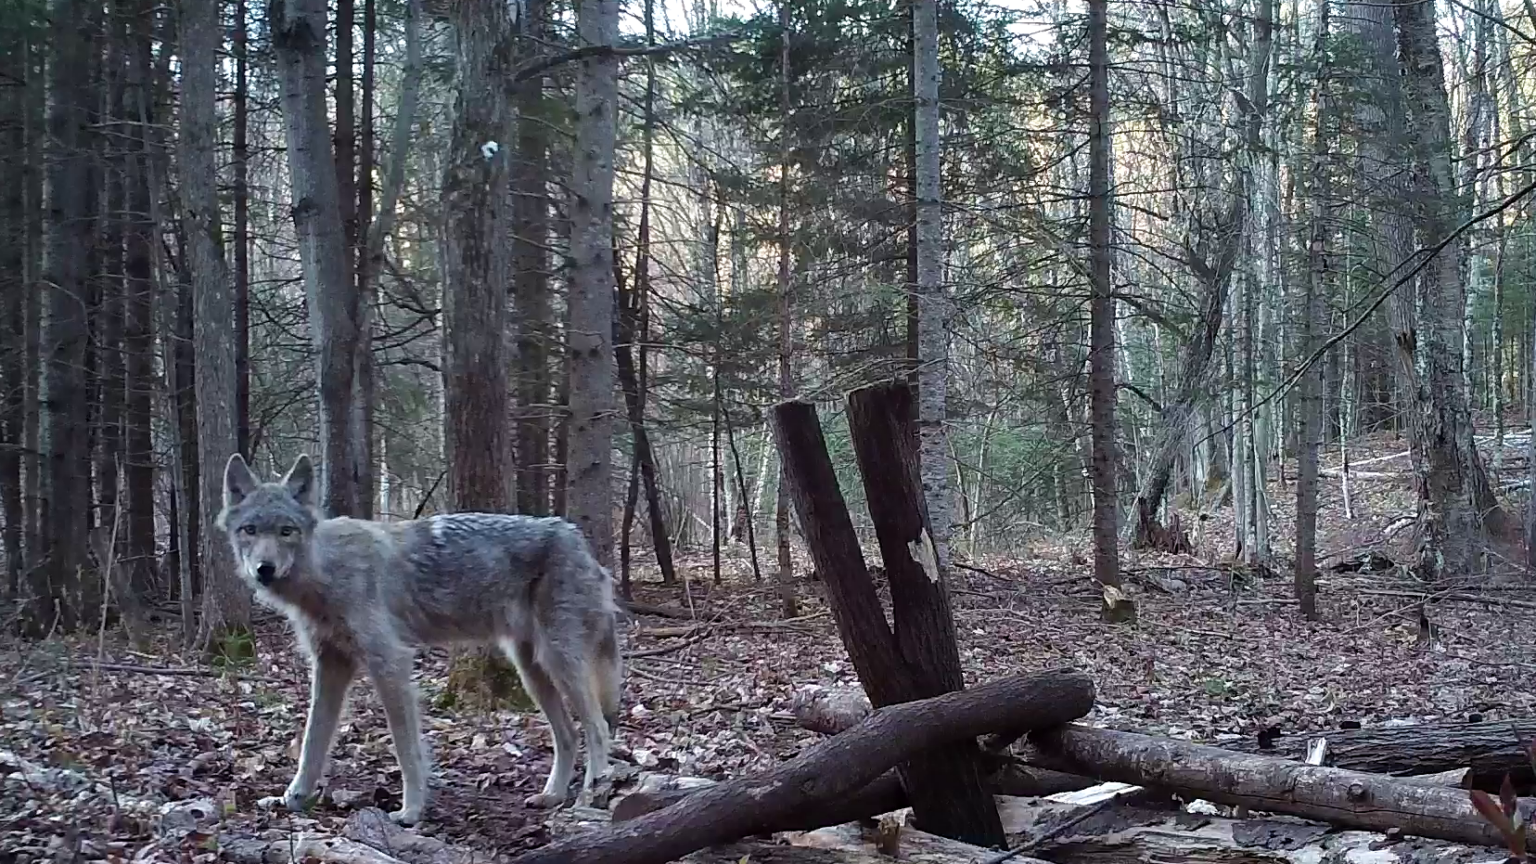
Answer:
[501,638,579,808]
[365,650,430,825]
[266,644,355,813]
[542,647,613,805]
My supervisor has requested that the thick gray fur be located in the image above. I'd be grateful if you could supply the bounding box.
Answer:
[216,452,623,826]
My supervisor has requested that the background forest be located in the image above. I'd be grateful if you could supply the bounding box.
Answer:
[3,0,1534,641]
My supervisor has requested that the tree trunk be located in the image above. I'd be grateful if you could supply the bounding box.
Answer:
[774,1,800,619]
[1294,0,1330,622]
[1087,0,1125,618]
[1127,203,1240,552]
[120,0,157,601]
[845,382,1004,846]
[233,0,251,457]
[441,0,515,514]
[566,0,620,567]
[513,0,552,517]
[182,0,250,651]
[615,243,676,585]
[270,0,366,520]
[912,0,949,577]
[34,0,99,636]
[1392,0,1512,581]
[0,32,24,600]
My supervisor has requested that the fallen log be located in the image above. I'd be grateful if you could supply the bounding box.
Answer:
[1228,718,1536,788]
[992,798,1514,864]
[508,668,1095,864]
[611,760,1097,831]
[1033,724,1534,846]
[791,687,1098,796]
[217,807,916,864]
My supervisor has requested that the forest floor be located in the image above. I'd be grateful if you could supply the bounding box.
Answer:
[3,428,1535,862]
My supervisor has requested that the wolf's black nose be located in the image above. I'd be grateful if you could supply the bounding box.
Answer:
[256,562,276,583]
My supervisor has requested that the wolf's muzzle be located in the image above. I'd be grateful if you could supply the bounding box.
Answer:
[256,562,277,585]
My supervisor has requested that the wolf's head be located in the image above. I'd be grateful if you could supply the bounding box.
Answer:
[216,453,321,594]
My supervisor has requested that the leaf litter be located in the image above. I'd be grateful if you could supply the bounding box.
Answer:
[2,429,1534,861]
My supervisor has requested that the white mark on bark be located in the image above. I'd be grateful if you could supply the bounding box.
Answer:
[908,527,940,583]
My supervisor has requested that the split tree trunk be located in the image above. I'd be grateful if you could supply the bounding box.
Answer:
[844,381,1001,845]
[774,396,1033,847]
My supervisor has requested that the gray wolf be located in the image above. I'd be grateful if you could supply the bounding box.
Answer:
[217,452,622,825]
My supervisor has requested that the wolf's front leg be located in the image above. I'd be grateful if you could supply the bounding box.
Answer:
[367,652,430,825]
[263,646,356,813]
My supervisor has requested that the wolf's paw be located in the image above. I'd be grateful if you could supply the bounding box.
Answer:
[524,791,568,809]
[257,787,318,814]
[388,805,423,826]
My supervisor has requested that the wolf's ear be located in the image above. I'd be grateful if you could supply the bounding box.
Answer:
[224,453,259,511]
[283,454,316,508]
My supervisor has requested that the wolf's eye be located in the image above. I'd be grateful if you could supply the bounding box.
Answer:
[241,525,257,536]
[280,526,295,538]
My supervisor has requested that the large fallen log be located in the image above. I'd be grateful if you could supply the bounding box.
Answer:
[508,668,1095,864]
[216,807,923,864]
[1033,724,1534,846]
[791,686,1098,796]
[992,798,1514,864]
[611,759,1095,831]
[1229,719,1536,788]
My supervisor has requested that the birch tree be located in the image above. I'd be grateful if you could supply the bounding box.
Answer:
[914,0,948,576]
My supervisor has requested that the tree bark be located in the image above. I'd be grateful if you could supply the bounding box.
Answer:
[0,33,24,600]
[509,669,1095,864]
[1392,0,1513,580]
[1294,0,1330,622]
[513,0,552,517]
[1229,719,1536,789]
[270,0,366,520]
[845,381,1003,845]
[182,0,250,649]
[566,0,620,567]
[33,0,97,635]
[441,0,515,514]
[995,799,1509,864]
[1033,724,1531,846]
[1086,0,1124,615]
[773,0,800,619]
[122,0,157,601]
[912,0,949,576]
[233,0,251,457]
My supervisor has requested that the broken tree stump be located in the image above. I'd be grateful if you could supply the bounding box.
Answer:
[775,396,1013,846]
[1032,723,1534,846]
[508,668,1095,864]
[843,381,1001,845]
[1232,719,1536,790]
